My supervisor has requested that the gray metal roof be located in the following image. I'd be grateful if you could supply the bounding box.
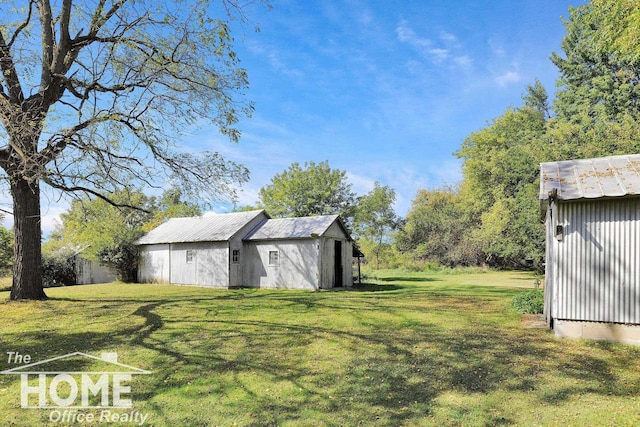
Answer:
[137,210,267,244]
[244,215,342,240]
[540,154,640,201]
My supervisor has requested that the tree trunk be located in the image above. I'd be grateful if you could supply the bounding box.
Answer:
[9,178,46,300]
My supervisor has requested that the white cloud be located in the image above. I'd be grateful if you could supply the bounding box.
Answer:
[396,21,433,51]
[246,40,304,79]
[495,70,522,86]
[429,48,449,63]
[454,55,473,67]
[346,171,376,196]
[396,20,472,69]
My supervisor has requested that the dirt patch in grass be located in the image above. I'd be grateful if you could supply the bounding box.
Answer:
[521,313,547,329]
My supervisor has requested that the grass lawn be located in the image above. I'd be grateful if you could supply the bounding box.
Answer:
[1,269,640,426]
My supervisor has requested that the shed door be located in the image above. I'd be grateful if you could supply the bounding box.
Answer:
[334,240,343,287]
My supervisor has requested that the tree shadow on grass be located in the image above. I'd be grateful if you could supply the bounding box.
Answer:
[352,282,405,292]
[2,291,640,426]
[373,276,440,282]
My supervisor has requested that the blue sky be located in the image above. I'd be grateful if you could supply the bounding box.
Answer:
[30,0,587,234]
[193,0,587,217]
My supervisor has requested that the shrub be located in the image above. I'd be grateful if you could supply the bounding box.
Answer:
[97,243,138,282]
[512,289,544,314]
[41,254,76,287]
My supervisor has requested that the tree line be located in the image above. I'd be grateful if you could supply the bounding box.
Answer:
[398,1,640,269]
[2,0,639,298]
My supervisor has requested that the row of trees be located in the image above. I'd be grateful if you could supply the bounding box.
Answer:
[37,161,398,282]
[397,1,640,268]
[253,1,640,270]
[3,0,640,298]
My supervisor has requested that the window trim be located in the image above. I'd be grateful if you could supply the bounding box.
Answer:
[186,249,195,264]
[268,250,279,267]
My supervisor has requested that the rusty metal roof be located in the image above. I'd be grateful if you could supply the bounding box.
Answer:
[137,210,268,244]
[540,154,640,201]
[244,215,343,240]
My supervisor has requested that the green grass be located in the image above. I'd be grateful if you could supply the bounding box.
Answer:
[1,270,639,426]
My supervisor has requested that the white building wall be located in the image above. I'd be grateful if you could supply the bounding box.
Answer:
[170,242,229,287]
[244,240,320,289]
[230,213,269,287]
[76,257,117,285]
[138,244,171,283]
[548,198,640,324]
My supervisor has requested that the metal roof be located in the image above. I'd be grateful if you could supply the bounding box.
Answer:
[244,215,342,240]
[137,210,267,244]
[540,154,640,201]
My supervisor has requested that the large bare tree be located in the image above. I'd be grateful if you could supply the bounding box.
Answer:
[0,0,258,300]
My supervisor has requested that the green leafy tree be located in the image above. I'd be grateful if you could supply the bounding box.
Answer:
[57,188,200,282]
[590,0,640,63]
[455,84,551,266]
[551,3,640,121]
[0,1,259,300]
[0,225,12,275]
[396,188,478,267]
[143,188,202,232]
[548,1,640,160]
[353,182,400,269]
[58,189,152,282]
[258,161,357,221]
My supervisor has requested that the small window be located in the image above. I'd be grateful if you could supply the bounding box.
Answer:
[268,250,279,266]
[186,250,195,264]
[232,249,240,263]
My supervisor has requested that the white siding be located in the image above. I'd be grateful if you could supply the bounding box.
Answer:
[76,257,117,285]
[244,240,320,289]
[170,242,229,287]
[138,244,171,283]
[548,198,640,324]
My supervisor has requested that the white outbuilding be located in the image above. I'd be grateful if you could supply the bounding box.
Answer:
[540,153,640,345]
[137,210,357,290]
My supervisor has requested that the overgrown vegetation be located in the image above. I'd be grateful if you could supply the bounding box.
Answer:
[512,289,544,314]
[1,270,639,426]
[40,252,76,288]
[45,188,200,282]
[389,1,640,270]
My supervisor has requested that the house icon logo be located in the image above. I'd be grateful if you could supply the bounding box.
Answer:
[1,351,151,409]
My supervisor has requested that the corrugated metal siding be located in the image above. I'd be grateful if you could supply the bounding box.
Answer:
[552,198,640,324]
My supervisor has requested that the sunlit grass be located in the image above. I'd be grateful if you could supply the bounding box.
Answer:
[0,271,639,426]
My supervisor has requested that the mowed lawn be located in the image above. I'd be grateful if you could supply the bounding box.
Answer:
[1,270,640,426]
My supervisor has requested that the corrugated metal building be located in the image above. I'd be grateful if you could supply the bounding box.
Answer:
[137,210,356,289]
[540,154,640,345]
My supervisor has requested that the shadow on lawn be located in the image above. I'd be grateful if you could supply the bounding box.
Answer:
[2,288,640,426]
[372,276,440,283]
[351,282,405,292]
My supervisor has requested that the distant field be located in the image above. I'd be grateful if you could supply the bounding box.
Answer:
[1,270,639,426]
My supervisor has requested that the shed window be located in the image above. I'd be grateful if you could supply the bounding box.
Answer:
[232,249,240,263]
[186,250,195,264]
[268,250,279,266]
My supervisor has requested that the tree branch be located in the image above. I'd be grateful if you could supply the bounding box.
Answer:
[43,177,151,213]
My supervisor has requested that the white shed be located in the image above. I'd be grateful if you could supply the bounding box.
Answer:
[540,154,640,345]
[75,256,117,285]
[243,215,354,289]
[137,210,356,290]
